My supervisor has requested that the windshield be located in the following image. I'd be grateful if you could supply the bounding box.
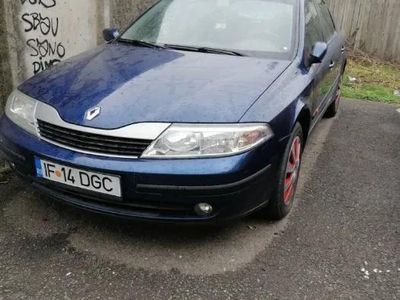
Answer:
[120,0,298,59]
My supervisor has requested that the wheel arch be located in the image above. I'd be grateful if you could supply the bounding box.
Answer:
[296,107,311,143]
[293,99,312,145]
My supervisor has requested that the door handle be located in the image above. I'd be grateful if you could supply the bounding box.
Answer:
[329,61,335,69]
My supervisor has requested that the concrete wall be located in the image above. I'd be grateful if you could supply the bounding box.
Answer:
[0,0,12,112]
[110,0,157,29]
[0,0,155,114]
[2,0,112,86]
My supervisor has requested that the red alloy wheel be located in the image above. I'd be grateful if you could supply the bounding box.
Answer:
[284,136,302,205]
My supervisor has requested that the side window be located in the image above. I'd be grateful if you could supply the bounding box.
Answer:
[315,0,336,41]
[304,0,324,59]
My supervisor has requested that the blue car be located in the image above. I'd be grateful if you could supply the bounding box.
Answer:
[0,0,345,223]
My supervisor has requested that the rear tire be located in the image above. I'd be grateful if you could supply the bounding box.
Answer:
[324,77,342,118]
[261,123,304,220]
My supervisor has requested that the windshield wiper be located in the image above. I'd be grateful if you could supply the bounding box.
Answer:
[117,40,244,56]
[117,38,165,49]
[163,44,245,56]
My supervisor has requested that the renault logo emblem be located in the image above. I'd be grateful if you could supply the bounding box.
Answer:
[85,107,101,121]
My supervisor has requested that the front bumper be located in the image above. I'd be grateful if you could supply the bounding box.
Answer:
[0,116,282,223]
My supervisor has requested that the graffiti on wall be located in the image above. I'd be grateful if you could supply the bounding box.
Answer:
[21,0,66,74]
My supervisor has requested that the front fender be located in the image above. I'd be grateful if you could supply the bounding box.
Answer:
[240,61,313,149]
[269,97,310,145]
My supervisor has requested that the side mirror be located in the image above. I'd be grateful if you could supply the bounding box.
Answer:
[309,42,328,65]
[103,28,119,42]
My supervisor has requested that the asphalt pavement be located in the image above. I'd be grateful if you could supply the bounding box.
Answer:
[0,99,399,299]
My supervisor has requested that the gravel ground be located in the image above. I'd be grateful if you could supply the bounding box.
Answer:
[0,99,399,299]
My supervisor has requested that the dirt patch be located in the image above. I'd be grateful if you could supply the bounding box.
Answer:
[3,191,75,238]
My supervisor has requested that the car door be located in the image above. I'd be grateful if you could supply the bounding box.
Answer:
[304,0,330,119]
[314,0,343,105]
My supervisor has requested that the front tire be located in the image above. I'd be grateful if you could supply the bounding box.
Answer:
[262,123,304,220]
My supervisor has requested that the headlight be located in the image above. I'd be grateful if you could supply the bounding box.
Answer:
[142,123,273,158]
[5,90,38,136]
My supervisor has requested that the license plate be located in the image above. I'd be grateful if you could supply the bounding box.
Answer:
[35,158,122,197]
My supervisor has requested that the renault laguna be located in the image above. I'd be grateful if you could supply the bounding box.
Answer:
[0,0,346,223]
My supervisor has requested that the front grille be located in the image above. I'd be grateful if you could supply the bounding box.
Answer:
[37,120,153,157]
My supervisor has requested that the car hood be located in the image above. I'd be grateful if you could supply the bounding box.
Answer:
[19,43,290,129]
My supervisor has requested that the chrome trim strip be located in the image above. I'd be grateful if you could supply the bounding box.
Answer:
[35,102,171,140]
[34,101,171,158]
